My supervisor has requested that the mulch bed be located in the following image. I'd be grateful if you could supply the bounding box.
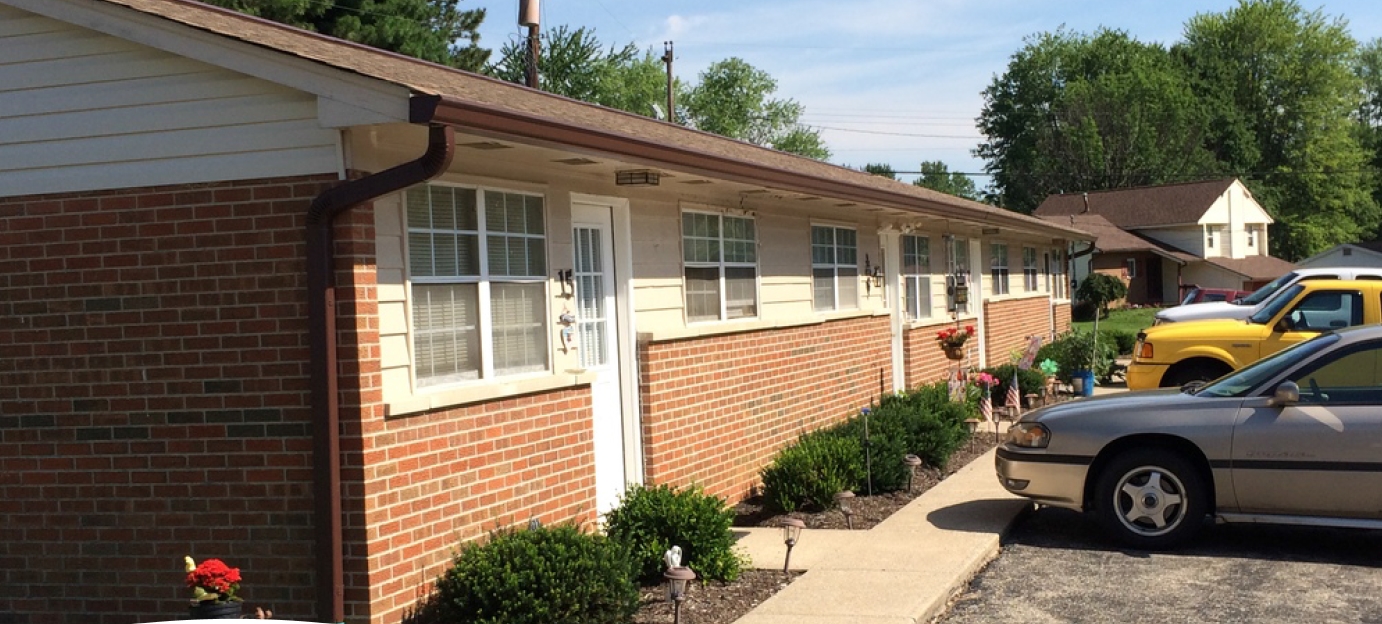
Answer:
[630,436,1000,623]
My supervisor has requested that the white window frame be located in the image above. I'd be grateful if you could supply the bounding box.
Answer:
[1125,257,1138,278]
[1023,246,1039,292]
[1053,248,1068,299]
[902,234,932,320]
[812,225,859,312]
[405,183,550,388]
[1207,225,1217,248]
[682,209,759,323]
[990,242,1010,296]
[1247,225,1257,247]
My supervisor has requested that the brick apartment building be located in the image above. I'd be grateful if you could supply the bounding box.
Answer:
[0,1,1087,622]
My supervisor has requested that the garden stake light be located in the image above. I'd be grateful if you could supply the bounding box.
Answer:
[663,565,696,624]
[835,491,855,530]
[780,518,804,574]
[904,454,922,492]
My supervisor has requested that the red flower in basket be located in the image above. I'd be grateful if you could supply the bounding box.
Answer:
[936,325,976,350]
[185,556,242,604]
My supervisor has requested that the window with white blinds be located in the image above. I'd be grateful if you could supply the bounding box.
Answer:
[990,242,1010,296]
[682,211,758,322]
[812,225,858,311]
[407,184,548,387]
[902,234,932,320]
[1023,246,1039,292]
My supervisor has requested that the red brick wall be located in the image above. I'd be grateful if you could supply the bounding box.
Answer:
[638,315,892,502]
[0,175,336,623]
[902,319,972,387]
[983,296,1053,364]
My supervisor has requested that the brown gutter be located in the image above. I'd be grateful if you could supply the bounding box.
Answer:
[428,98,1089,241]
[306,98,454,623]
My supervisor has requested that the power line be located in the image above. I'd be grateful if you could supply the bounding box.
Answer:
[814,125,983,139]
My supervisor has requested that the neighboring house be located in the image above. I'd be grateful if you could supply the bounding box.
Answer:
[1034,179,1294,305]
[1297,241,1382,269]
[0,1,1088,623]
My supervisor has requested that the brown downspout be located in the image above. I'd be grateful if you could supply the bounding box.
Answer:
[306,96,454,623]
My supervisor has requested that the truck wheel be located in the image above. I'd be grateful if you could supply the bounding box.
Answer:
[1161,362,1227,388]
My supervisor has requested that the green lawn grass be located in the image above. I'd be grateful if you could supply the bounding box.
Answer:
[1072,307,1158,335]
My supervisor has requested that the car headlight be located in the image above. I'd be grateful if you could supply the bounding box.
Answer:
[1006,422,1050,448]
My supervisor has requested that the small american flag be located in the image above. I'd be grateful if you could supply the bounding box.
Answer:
[980,392,992,423]
[1006,370,1022,412]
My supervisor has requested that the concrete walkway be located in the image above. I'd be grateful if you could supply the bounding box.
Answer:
[731,381,1132,624]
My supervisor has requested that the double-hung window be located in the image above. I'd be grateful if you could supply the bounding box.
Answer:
[1023,247,1038,292]
[990,243,1009,296]
[902,234,932,320]
[407,184,548,387]
[683,211,758,322]
[812,225,858,311]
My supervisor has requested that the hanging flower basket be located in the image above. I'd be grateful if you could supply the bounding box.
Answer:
[936,325,975,360]
[943,346,965,360]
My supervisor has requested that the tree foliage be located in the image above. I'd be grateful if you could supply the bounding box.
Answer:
[489,26,670,118]
[862,163,897,179]
[977,28,1217,214]
[682,58,830,160]
[978,0,1380,259]
[913,160,979,200]
[204,0,489,71]
[1177,0,1377,259]
[1076,273,1128,319]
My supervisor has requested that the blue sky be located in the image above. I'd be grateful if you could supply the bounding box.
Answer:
[472,1,1382,190]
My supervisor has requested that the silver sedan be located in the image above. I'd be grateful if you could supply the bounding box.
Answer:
[996,324,1382,549]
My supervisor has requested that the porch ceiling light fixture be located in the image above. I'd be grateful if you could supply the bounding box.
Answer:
[616,169,660,186]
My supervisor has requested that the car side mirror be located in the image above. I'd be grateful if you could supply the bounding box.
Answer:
[1269,381,1300,407]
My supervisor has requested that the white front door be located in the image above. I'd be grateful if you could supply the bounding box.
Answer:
[572,199,637,515]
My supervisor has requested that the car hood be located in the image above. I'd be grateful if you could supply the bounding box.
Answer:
[1022,387,1193,424]
[1140,317,1264,341]
[1156,301,1254,322]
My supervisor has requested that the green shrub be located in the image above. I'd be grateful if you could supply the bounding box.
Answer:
[760,430,865,513]
[1071,299,1097,322]
[1099,328,1138,355]
[604,483,745,583]
[1037,330,1117,383]
[831,406,912,492]
[429,523,639,624]
[1076,273,1128,318]
[980,364,1049,406]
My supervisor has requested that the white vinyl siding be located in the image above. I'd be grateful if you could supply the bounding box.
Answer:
[812,225,858,311]
[682,211,759,322]
[0,6,339,197]
[902,235,932,320]
[407,184,548,387]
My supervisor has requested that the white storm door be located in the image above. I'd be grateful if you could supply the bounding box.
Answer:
[572,202,627,515]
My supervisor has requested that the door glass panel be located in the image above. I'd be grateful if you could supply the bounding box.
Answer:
[574,227,608,369]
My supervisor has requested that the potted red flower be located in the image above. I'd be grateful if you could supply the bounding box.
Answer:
[936,325,976,360]
[185,556,243,619]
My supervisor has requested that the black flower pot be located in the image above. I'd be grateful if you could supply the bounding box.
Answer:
[189,600,242,619]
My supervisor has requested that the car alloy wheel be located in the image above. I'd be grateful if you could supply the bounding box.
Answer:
[1095,450,1207,549]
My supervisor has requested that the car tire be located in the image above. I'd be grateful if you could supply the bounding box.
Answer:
[1093,450,1208,549]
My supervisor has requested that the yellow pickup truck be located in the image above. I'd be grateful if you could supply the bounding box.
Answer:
[1127,279,1382,390]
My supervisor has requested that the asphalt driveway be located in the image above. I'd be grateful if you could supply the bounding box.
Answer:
[938,506,1382,624]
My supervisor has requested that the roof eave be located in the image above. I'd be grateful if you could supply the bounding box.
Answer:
[429,98,1090,241]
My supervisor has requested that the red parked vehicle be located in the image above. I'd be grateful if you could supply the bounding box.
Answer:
[1177,286,1251,306]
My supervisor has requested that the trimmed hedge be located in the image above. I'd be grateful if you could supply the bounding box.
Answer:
[603,483,745,583]
[760,430,864,513]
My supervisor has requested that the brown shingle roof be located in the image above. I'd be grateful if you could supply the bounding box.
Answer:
[1037,214,1198,263]
[85,0,1088,239]
[1204,255,1297,281]
[1032,179,1237,228]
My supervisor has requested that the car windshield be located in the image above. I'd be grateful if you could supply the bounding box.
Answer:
[1239,271,1297,306]
[1195,333,1340,397]
[1247,283,1306,324]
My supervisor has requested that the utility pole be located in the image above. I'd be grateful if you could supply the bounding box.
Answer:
[520,0,540,89]
[661,41,674,123]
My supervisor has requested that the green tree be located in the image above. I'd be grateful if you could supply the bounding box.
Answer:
[682,58,830,160]
[489,25,670,118]
[1177,0,1377,259]
[1076,273,1128,319]
[862,163,897,179]
[204,0,489,71]
[977,28,1217,213]
[913,161,979,200]
[1355,37,1382,231]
